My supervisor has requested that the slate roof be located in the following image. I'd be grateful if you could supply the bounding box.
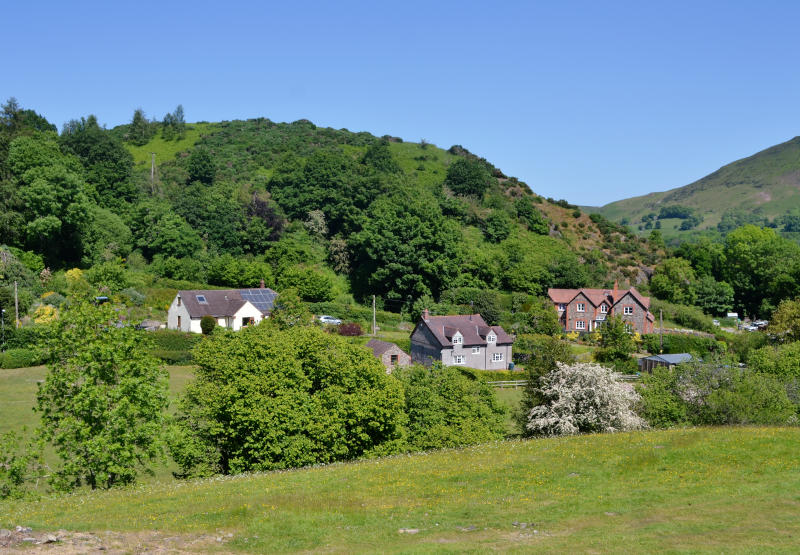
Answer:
[417,314,514,347]
[366,339,407,357]
[178,288,278,319]
[641,353,693,365]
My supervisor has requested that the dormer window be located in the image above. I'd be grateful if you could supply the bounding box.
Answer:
[452,334,463,345]
[487,334,496,343]
[600,304,607,314]
[577,303,585,312]
[196,295,208,304]
[624,306,633,315]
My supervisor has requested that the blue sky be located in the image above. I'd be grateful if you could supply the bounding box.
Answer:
[4,1,799,205]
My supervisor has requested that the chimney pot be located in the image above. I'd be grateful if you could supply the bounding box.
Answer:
[422,308,429,321]
[260,278,265,289]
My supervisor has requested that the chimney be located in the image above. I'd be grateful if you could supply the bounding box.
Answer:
[422,308,429,321]
[613,280,619,298]
[260,278,265,289]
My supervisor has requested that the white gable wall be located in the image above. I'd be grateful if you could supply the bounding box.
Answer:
[167,295,192,332]
[231,301,265,331]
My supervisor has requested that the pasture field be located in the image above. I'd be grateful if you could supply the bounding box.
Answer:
[1,427,798,553]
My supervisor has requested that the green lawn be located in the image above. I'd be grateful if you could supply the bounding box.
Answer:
[2,427,798,553]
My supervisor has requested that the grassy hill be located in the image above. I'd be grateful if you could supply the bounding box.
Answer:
[119,117,664,291]
[590,136,800,240]
[2,427,798,552]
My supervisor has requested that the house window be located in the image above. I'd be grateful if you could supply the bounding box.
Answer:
[576,321,586,330]
[487,334,496,343]
[177,315,182,328]
[624,306,633,315]
[177,296,182,307]
[196,295,208,304]
[452,335,463,345]
[390,354,398,366]
[625,323,633,333]
[600,304,607,314]
[472,347,481,354]
[577,303,585,312]
[242,317,254,327]
[492,352,504,362]
[558,303,566,311]
[453,355,465,365]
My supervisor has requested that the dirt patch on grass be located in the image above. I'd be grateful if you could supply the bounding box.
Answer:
[0,527,236,553]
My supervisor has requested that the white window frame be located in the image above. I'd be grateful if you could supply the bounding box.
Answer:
[577,303,585,312]
[452,334,463,345]
[472,346,481,354]
[624,323,633,333]
[600,304,607,314]
[487,334,496,343]
[453,354,465,365]
[575,321,586,330]
[624,306,633,315]
[492,352,504,362]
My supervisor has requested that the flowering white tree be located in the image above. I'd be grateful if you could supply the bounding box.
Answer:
[526,362,647,436]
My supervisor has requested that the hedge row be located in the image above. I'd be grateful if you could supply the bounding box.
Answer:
[0,348,43,369]
[641,333,725,357]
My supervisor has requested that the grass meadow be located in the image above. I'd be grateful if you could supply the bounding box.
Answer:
[1,427,798,552]
[3,366,799,552]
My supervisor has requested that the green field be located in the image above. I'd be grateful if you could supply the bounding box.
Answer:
[2,427,798,552]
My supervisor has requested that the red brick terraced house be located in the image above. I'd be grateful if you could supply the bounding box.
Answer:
[547,285,655,334]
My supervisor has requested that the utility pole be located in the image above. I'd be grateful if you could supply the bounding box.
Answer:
[150,153,157,194]
[372,295,376,336]
[659,309,663,354]
[14,280,19,328]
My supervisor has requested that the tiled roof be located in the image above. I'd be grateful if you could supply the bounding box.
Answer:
[418,314,514,347]
[548,287,651,311]
[178,288,278,319]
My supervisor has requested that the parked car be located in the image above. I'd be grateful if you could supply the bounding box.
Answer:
[318,315,342,325]
[712,319,720,326]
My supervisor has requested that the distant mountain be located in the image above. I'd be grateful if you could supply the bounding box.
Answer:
[589,136,800,239]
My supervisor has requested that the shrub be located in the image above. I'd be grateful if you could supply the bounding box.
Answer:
[394,364,506,450]
[200,315,216,335]
[170,325,406,476]
[338,322,363,336]
[637,358,796,427]
[640,333,724,357]
[650,298,714,332]
[120,287,145,306]
[0,348,42,369]
[526,362,647,436]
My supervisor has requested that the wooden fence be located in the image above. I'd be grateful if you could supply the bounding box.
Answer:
[487,374,640,388]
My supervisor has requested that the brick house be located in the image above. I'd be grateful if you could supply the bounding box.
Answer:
[410,310,514,370]
[366,339,411,373]
[547,286,655,334]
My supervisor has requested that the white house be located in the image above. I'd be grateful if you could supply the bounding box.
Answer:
[167,286,278,333]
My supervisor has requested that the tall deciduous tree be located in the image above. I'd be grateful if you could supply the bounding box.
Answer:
[350,193,462,305]
[36,302,168,490]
